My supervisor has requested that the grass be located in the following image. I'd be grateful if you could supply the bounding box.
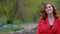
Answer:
[13,17,40,24]
[0,17,40,26]
[0,17,40,25]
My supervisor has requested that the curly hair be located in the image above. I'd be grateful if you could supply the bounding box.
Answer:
[41,2,60,20]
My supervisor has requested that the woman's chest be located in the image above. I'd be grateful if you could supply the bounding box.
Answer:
[40,22,58,33]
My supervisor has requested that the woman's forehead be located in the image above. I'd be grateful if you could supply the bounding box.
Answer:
[46,4,52,7]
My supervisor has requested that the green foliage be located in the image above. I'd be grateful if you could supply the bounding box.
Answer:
[0,0,16,24]
[0,0,60,24]
[0,17,7,25]
[0,0,16,17]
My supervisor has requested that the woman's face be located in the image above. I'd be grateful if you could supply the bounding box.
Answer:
[45,4,53,14]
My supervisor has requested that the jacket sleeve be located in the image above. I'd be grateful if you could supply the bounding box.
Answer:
[56,19,60,34]
[56,25,60,34]
[36,18,42,34]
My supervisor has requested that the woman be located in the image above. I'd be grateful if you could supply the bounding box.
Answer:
[36,2,60,34]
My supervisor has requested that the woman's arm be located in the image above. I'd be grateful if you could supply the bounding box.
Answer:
[56,25,60,34]
[56,18,60,34]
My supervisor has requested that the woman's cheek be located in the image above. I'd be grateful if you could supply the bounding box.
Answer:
[45,9,53,14]
[45,9,49,14]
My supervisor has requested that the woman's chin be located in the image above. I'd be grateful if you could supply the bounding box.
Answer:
[47,12,53,14]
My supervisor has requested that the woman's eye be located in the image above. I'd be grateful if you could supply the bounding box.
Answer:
[46,6,51,9]
[48,6,51,8]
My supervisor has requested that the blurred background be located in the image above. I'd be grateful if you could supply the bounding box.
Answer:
[0,0,60,34]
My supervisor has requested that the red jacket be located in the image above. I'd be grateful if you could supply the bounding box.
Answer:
[36,17,60,34]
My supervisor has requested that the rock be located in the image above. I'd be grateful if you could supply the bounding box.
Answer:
[10,29,36,34]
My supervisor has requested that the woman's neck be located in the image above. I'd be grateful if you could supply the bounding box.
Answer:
[48,13,54,18]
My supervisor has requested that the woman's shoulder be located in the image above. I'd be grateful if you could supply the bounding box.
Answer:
[39,17,43,20]
[39,17,45,22]
[57,17,60,24]
[58,17,60,20]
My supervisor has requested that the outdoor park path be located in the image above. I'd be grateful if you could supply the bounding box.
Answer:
[10,23,38,34]
[17,23,38,30]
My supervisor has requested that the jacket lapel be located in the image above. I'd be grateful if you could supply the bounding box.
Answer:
[46,17,58,32]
